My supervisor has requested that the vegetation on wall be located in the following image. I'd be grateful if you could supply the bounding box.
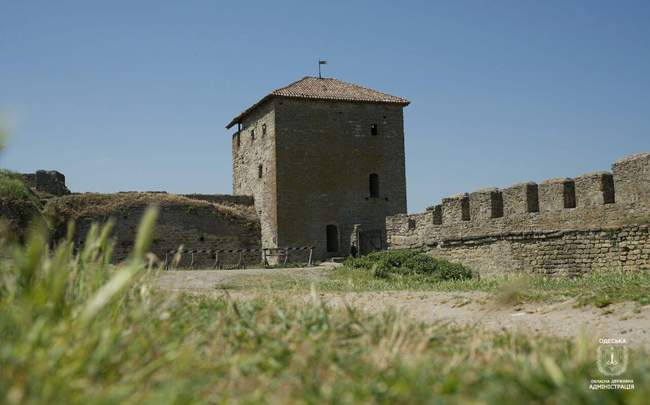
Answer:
[44,192,257,222]
[0,170,41,208]
[0,170,44,241]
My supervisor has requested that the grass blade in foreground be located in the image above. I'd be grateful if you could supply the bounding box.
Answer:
[1,212,648,403]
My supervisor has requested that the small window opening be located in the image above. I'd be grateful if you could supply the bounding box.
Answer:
[262,124,267,136]
[431,205,443,225]
[369,173,380,198]
[258,164,263,179]
[236,133,241,148]
[326,224,339,253]
[251,129,255,142]
[370,123,378,136]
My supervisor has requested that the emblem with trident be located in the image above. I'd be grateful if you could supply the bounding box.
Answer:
[597,343,628,376]
[606,347,619,366]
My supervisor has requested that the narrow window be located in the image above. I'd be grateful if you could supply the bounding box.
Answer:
[251,129,255,142]
[258,164,263,179]
[262,124,267,136]
[326,224,339,252]
[369,173,379,198]
[492,191,504,218]
[431,205,442,225]
[236,133,241,148]
[370,123,378,136]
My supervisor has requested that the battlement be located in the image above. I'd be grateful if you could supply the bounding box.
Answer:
[386,153,650,272]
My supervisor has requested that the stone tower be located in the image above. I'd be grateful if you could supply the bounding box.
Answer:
[226,76,409,259]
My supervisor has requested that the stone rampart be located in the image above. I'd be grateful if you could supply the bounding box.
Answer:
[45,192,261,268]
[386,153,650,275]
[183,193,254,207]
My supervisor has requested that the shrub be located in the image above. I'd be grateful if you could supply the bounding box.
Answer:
[0,170,35,203]
[345,249,473,281]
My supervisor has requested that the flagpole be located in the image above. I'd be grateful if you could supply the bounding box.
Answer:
[318,59,327,79]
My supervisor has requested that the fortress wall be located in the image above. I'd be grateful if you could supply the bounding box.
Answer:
[386,153,650,275]
[46,193,261,268]
[232,100,279,251]
[183,194,254,207]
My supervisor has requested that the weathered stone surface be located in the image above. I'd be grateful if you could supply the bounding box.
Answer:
[612,153,650,204]
[539,178,575,212]
[46,193,261,268]
[21,170,70,196]
[574,172,615,208]
[232,96,408,259]
[387,153,650,276]
[442,194,469,224]
[502,182,538,216]
[469,188,502,221]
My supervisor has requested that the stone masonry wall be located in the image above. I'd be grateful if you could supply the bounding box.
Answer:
[47,193,261,268]
[232,100,278,251]
[275,99,407,259]
[386,153,650,275]
[183,194,254,207]
[21,170,70,196]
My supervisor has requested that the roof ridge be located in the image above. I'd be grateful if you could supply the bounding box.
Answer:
[226,76,409,129]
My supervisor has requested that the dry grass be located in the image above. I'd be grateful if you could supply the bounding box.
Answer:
[44,192,257,222]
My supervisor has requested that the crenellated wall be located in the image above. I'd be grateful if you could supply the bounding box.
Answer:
[386,153,650,276]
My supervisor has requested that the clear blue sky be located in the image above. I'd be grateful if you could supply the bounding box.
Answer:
[2,1,649,213]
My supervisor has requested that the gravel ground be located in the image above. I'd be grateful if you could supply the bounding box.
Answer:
[157,266,650,350]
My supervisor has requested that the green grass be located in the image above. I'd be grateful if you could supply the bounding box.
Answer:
[0,169,41,208]
[2,210,649,403]
[322,266,650,307]
[206,250,650,308]
[211,264,650,308]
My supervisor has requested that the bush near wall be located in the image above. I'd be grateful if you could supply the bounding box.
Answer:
[0,170,44,241]
[345,249,473,281]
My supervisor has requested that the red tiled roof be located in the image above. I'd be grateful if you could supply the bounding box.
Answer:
[226,76,409,129]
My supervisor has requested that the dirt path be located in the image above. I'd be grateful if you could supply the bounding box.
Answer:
[157,267,650,350]
[317,291,650,350]
[157,265,332,290]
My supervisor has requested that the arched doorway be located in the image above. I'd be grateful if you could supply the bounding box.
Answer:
[326,224,339,253]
